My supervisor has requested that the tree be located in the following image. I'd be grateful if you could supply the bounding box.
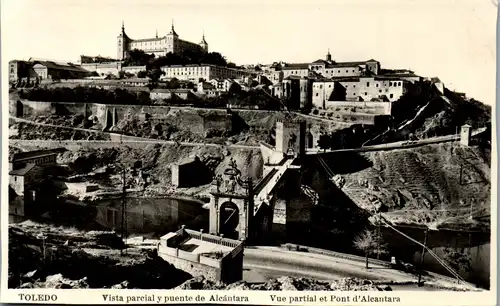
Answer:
[137,70,147,78]
[353,229,388,269]
[118,71,126,79]
[317,133,330,153]
[228,82,242,95]
[147,68,165,84]
[443,248,472,275]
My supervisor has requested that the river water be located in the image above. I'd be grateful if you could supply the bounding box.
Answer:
[379,226,490,289]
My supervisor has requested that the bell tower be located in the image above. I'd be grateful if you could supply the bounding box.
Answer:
[199,31,209,53]
[326,48,332,62]
[117,21,128,60]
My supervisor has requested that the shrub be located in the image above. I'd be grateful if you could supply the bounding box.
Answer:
[312,109,319,115]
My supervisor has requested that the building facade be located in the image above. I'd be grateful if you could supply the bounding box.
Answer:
[32,60,89,80]
[9,149,61,217]
[117,22,208,60]
[312,76,411,109]
[8,60,36,82]
[160,64,251,81]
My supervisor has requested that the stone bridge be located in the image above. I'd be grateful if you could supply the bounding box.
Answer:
[208,118,310,244]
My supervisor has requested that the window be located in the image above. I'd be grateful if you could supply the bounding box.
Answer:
[366,82,370,87]
[379,90,382,93]
[390,94,394,99]
[319,85,322,89]
[346,70,348,73]
[14,177,17,182]
[389,82,392,86]
[399,82,402,86]
[338,70,340,73]
[353,92,356,95]
[315,93,319,96]
[10,68,14,73]
[376,84,379,87]
[365,92,367,96]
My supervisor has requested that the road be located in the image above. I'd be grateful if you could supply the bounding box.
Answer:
[306,127,487,155]
[10,116,259,150]
[10,115,487,153]
[242,246,470,290]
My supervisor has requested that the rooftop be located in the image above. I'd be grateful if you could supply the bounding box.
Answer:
[10,148,64,162]
[32,61,89,73]
[9,163,36,176]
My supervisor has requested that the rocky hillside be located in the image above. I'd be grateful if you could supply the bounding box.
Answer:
[327,142,490,230]
[8,221,192,289]
[176,275,391,291]
[53,143,263,198]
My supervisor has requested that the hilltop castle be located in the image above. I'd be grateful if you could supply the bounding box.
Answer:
[117,21,208,60]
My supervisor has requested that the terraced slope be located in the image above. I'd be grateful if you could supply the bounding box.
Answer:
[332,142,490,229]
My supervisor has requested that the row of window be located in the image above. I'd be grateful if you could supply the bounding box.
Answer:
[315,91,395,99]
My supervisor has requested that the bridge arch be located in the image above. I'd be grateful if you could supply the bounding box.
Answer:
[219,201,240,239]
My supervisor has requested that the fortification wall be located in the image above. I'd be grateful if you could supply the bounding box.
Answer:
[324,101,392,115]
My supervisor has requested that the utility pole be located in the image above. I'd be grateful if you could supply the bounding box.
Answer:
[418,227,429,287]
[459,164,463,185]
[377,210,381,259]
[120,166,126,256]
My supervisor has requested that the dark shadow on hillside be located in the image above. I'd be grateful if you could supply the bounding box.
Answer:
[278,155,373,255]
[320,152,373,175]
[230,112,249,135]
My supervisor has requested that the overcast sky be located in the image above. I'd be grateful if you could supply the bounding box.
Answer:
[1,0,497,105]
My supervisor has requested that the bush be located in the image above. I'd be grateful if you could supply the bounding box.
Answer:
[312,109,319,115]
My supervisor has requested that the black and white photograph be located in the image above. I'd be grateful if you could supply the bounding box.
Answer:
[0,0,497,304]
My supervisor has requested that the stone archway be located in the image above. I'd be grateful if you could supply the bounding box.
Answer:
[16,101,24,117]
[219,201,240,239]
[306,132,314,149]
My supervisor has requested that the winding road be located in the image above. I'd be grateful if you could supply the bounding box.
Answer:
[242,246,472,290]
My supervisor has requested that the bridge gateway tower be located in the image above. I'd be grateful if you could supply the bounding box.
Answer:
[275,117,306,158]
[209,158,255,242]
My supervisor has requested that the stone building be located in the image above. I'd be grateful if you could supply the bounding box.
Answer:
[8,60,36,82]
[32,60,90,80]
[9,149,62,217]
[312,76,412,109]
[160,64,251,82]
[117,21,208,60]
[171,156,212,188]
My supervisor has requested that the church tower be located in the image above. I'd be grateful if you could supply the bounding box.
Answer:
[326,49,332,62]
[199,32,209,53]
[117,21,129,60]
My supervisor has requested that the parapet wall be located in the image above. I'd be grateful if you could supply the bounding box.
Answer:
[324,100,393,115]
[158,252,218,281]
[12,100,234,136]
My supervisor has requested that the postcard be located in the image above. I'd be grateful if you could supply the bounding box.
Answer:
[0,0,497,305]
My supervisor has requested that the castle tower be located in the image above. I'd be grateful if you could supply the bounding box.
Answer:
[166,20,179,54]
[199,32,209,53]
[117,21,129,60]
[326,49,332,62]
[275,118,306,158]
